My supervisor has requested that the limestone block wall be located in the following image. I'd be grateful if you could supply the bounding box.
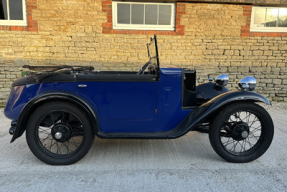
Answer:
[0,0,286,106]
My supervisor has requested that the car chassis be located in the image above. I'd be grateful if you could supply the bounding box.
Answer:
[4,35,274,165]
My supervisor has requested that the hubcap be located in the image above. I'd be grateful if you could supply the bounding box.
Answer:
[51,123,72,143]
[55,132,62,139]
[241,131,248,139]
[232,122,250,141]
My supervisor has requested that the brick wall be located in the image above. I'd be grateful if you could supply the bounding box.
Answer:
[0,0,286,106]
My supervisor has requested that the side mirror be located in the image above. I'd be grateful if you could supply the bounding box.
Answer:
[215,74,229,87]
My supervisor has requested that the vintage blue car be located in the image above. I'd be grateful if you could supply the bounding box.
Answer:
[4,35,274,165]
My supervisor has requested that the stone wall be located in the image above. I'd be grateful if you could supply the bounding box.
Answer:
[0,1,286,106]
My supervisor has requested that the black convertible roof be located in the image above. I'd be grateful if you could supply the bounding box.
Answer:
[22,65,94,72]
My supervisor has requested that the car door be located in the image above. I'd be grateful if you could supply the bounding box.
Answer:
[76,74,157,120]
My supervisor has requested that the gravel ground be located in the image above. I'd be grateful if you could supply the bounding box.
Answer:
[0,104,286,192]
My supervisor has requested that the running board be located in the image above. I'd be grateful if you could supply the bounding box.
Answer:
[96,106,209,139]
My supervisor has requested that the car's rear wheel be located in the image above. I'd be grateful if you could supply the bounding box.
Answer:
[26,102,94,165]
[209,102,274,163]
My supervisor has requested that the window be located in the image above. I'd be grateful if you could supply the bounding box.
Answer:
[0,0,27,26]
[112,1,175,30]
[250,6,287,32]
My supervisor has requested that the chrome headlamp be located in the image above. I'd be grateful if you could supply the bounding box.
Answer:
[215,74,229,87]
[238,76,256,91]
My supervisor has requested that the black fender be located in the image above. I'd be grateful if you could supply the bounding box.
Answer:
[170,90,271,138]
[195,82,230,105]
[11,91,100,143]
[196,82,230,100]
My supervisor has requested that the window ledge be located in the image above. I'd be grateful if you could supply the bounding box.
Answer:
[113,26,175,31]
[0,23,28,27]
[250,28,287,33]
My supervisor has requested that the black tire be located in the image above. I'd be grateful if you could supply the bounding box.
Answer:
[26,102,94,165]
[209,102,274,163]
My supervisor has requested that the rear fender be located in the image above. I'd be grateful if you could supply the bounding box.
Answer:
[10,91,100,143]
[171,90,270,137]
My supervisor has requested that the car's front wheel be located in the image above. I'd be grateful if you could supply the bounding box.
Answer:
[26,102,94,165]
[209,102,274,163]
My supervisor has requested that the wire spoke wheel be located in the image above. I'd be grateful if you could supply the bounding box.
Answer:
[220,111,262,155]
[209,102,274,163]
[26,102,94,165]
[36,111,85,158]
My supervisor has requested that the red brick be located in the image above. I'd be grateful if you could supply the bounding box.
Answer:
[241,26,250,30]
[271,33,280,37]
[177,3,186,7]
[102,23,112,27]
[103,30,111,34]
[243,5,252,11]
[28,27,37,31]
[107,11,112,16]
[177,10,185,15]
[176,7,184,11]
[176,27,184,31]
[132,30,140,34]
[175,18,181,25]
[168,31,176,35]
[255,32,262,36]
[241,33,250,37]
[102,1,112,5]
[243,12,251,16]
[26,7,33,12]
[242,29,250,33]
[103,26,112,31]
[176,25,184,29]
[176,31,184,35]
[146,31,153,35]
[28,20,37,27]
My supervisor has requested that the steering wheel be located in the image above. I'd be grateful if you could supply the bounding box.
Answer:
[137,61,150,75]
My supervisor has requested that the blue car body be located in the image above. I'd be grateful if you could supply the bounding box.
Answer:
[5,67,191,134]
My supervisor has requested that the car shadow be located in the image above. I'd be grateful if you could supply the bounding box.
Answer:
[82,131,222,169]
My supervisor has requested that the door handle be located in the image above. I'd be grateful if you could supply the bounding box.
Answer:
[78,84,87,88]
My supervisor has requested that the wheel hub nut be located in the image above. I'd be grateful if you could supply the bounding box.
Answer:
[241,131,248,139]
[55,132,62,139]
